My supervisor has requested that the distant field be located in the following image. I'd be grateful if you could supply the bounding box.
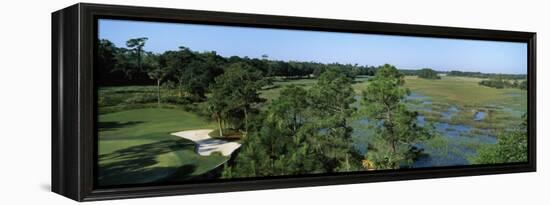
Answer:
[405,76,526,110]
[261,75,526,133]
[98,108,226,186]
[261,76,371,101]
[263,76,526,109]
[404,76,526,132]
[261,78,317,101]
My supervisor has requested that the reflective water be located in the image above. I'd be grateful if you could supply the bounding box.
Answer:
[351,92,499,168]
[441,106,459,120]
[474,111,486,121]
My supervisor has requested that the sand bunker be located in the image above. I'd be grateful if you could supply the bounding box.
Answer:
[171,129,241,156]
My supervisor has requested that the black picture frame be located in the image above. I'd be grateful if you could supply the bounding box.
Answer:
[52,3,536,201]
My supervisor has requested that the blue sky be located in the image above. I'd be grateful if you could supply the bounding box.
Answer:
[99,19,527,74]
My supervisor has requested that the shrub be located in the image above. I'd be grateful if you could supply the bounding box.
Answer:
[478,77,527,90]
[124,94,158,104]
[519,80,527,90]
[478,79,509,89]
[161,95,193,105]
[210,151,224,157]
[208,128,243,141]
[417,68,441,79]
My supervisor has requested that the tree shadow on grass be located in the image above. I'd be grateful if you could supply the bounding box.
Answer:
[111,89,153,95]
[98,121,144,132]
[98,139,197,186]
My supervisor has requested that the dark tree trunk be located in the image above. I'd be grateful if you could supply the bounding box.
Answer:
[243,107,249,133]
[137,47,142,71]
[156,79,161,107]
[178,81,183,97]
[217,115,224,137]
[293,112,297,132]
[386,106,397,154]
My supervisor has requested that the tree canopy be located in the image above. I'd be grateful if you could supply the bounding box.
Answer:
[472,114,527,164]
[207,62,267,133]
[222,70,362,177]
[361,64,434,169]
[417,68,440,79]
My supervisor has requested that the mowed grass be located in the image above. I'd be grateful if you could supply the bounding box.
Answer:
[261,78,317,101]
[261,76,371,102]
[98,108,226,186]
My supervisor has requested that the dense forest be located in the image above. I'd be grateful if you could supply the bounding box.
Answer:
[97,38,377,87]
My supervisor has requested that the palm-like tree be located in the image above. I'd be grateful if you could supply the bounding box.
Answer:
[148,67,166,107]
[126,37,148,71]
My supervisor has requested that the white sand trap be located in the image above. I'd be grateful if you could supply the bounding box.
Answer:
[171,129,241,156]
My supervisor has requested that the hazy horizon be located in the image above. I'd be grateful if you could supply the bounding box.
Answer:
[99,19,527,75]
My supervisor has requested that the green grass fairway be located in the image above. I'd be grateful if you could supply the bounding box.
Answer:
[261,76,371,102]
[261,78,317,101]
[98,108,227,186]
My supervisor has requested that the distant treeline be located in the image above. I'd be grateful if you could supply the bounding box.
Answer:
[97,38,378,87]
[446,70,526,80]
[400,69,526,80]
[416,68,440,79]
[407,68,528,89]
[97,37,527,89]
